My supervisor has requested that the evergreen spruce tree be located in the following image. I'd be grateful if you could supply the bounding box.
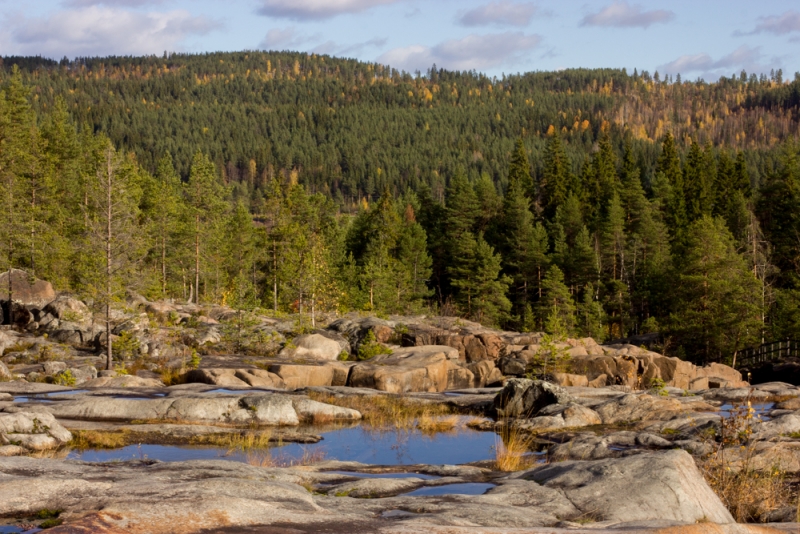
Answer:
[670,216,762,363]
[656,133,688,241]
[507,138,533,199]
[536,265,575,334]
[541,133,570,220]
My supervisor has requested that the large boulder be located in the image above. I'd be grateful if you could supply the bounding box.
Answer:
[43,295,92,328]
[0,269,55,308]
[268,363,336,389]
[347,346,455,393]
[523,450,734,524]
[0,411,72,452]
[494,378,574,418]
[185,368,251,388]
[0,361,11,381]
[234,369,285,388]
[279,332,346,361]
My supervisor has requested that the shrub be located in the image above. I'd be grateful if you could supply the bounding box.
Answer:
[189,349,201,369]
[54,370,75,386]
[357,330,392,360]
[112,331,140,360]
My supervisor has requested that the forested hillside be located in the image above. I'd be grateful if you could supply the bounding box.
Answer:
[2,52,800,365]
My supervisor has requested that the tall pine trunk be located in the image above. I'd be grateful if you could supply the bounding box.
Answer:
[194,215,200,305]
[106,152,113,371]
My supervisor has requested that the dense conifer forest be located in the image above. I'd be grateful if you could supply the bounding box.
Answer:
[2,51,800,364]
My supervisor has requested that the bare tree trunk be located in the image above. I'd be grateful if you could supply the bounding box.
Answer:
[30,184,36,277]
[161,235,167,296]
[273,242,278,313]
[194,218,200,305]
[106,152,113,371]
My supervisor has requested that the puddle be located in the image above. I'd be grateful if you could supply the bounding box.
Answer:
[14,389,89,403]
[0,527,41,534]
[69,425,498,466]
[381,510,419,519]
[12,397,54,403]
[47,389,90,396]
[717,402,774,421]
[69,444,247,463]
[324,470,440,479]
[402,483,495,496]
[204,389,249,395]
[279,426,497,465]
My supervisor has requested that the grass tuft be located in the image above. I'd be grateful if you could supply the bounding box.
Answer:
[70,430,130,450]
[191,431,273,454]
[307,392,450,430]
[494,425,538,472]
[416,414,459,434]
[246,446,326,468]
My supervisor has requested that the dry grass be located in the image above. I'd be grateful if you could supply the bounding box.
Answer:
[190,430,274,453]
[69,430,130,450]
[246,447,326,468]
[699,452,791,522]
[307,392,450,430]
[159,367,186,386]
[416,414,459,435]
[697,398,794,522]
[494,426,538,472]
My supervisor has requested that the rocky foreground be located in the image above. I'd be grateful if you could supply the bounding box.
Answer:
[0,274,799,532]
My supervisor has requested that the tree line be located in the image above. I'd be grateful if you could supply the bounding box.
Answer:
[1,62,799,365]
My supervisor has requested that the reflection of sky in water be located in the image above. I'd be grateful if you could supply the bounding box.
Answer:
[0,526,41,533]
[717,403,774,421]
[69,425,498,466]
[403,482,495,496]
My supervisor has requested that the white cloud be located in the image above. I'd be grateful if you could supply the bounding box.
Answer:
[458,1,542,28]
[256,0,401,21]
[378,32,541,72]
[63,0,167,6]
[4,6,219,58]
[580,1,674,29]
[259,27,321,50]
[738,11,800,36]
[659,46,775,80]
[314,37,387,57]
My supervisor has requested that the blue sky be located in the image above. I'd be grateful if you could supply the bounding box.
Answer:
[2,0,799,80]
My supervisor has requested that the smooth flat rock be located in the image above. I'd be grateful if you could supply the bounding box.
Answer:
[523,449,734,524]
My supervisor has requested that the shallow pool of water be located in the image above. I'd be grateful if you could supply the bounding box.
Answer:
[717,402,774,421]
[69,444,241,463]
[70,425,499,466]
[323,470,440,479]
[14,389,89,403]
[402,483,495,496]
[0,527,41,533]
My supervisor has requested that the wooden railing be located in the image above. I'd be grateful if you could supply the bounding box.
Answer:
[736,339,800,369]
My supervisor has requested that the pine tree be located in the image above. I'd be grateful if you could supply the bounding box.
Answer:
[141,153,187,298]
[536,265,575,334]
[0,67,36,324]
[600,192,626,281]
[656,133,687,241]
[396,206,433,311]
[85,144,144,370]
[507,138,533,198]
[500,178,538,317]
[186,151,228,304]
[576,283,606,341]
[451,233,511,326]
[670,216,762,363]
[541,132,570,220]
